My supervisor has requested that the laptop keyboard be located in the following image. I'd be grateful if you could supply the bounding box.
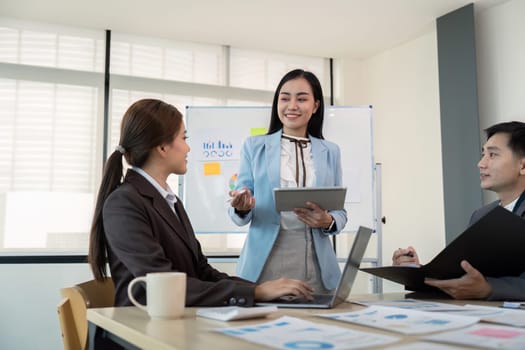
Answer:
[278,294,333,304]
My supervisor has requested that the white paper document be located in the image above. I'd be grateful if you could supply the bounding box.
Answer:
[445,304,525,327]
[215,316,399,350]
[352,298,466,312]
[318,305,479,335]
[196,306,277,321]
[383,341,465,350]
[353,300,525,327]
[423,324,525,349]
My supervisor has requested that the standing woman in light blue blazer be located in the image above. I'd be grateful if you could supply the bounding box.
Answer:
[228,69,348,292]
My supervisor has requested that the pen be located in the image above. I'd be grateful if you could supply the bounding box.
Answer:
[398,248,414,258]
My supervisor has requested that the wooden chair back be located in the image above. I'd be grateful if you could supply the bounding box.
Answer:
[57,277,115,350]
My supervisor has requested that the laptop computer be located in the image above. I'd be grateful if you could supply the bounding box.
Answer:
[256,226,373,309]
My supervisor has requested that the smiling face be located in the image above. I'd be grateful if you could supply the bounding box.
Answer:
[478,132,525,203]
[277,77,320,138]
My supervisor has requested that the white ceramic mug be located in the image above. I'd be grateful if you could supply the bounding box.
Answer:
[127,272,186,319]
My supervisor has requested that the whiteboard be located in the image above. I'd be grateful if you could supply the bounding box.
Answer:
[182,106,375,234]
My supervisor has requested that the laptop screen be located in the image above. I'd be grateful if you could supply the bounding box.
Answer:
[333,226,373,305]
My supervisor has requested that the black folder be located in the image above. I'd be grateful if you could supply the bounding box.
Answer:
[361,206,525,292]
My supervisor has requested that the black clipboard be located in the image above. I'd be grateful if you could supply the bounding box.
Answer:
[361,206,525,292]
[273,187,347,212]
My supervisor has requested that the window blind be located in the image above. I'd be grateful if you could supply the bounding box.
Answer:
[0,19,329,256]
[0,18,103,253]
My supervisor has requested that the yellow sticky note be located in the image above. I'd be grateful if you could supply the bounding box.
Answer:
[204,162,221,176]
[250,127,267,136]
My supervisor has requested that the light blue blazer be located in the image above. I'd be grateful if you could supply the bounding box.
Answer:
[228,130,348,289]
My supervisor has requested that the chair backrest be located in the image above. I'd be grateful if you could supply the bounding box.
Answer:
[57,297,80,350]
[58,277,115,350]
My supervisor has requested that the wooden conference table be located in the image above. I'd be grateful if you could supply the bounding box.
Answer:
[87,293,499,350]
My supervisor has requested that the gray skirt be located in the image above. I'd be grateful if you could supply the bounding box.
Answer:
[257,225,330,294]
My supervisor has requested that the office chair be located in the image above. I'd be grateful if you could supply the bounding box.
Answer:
[57,277,115,350]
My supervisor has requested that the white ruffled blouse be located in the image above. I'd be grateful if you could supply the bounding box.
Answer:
[280,134,316,230]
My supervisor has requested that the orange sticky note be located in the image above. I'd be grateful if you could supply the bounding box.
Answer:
[204,162,221,176]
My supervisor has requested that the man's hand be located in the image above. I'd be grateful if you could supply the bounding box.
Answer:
[392,246,420,266]
[424,260,492,299]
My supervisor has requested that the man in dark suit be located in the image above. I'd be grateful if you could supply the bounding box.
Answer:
[394,121,525,300]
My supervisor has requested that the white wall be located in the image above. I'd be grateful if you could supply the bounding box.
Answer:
[476,0,525,127]
[337,30,446,292]
[0,264,94,349]
[335,0,525,293]
[476,0,525,202]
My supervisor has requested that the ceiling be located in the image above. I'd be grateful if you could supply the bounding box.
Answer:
[0,0,508,59]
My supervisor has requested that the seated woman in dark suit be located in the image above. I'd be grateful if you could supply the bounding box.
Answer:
[88,98,313,306]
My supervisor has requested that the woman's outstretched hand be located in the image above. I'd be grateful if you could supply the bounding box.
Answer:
[229,187,255,212]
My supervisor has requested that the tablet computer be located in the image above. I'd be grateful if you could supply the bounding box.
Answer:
[273,187,347,211]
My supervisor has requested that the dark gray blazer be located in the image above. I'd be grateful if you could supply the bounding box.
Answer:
[103,169,255,307]
[468,194,525,301]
